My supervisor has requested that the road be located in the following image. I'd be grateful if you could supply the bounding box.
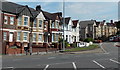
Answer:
[2,42,120,70]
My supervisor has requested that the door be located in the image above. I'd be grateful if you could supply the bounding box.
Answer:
[9,32,13,42]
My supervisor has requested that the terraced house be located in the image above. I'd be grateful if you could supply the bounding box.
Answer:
[1,1,62,54]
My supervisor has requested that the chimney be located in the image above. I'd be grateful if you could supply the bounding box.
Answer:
[110,20,113,23]
[103,20,106,22]
[36,5,41,11]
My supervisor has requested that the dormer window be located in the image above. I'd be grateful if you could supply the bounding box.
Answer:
[10,16,14,25]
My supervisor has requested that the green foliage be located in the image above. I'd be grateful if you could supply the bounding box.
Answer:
[84,38,94,42]
[65,44,99,52]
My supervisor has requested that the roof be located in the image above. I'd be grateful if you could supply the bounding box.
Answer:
[42,11,62,21]
[2,2,24,14]
[80,20,96,28]
[72,20,79,28]
[2,2,40,21]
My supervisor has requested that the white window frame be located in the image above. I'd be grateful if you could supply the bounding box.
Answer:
[38,19,43,28]
[23,16,29,26]
[10,16,14,25]
[4,16,8,24]
[17,32,21,41]
[23,32,28,41]
[33,33,36,41]
[38,34,42,42]
[33,19,37,27]
[3,32,7,40]
[18,16,22,26]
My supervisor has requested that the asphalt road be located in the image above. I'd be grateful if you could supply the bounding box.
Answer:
[2,42,120,70]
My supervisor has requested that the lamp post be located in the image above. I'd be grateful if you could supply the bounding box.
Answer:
[62,0,65,51]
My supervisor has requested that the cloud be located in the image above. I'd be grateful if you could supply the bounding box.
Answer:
[65,2,118,21]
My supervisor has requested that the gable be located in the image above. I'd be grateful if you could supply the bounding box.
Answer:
[36,12,45,20]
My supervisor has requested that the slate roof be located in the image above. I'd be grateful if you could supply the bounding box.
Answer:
[42,11,62,21]
[80,20,96,28]
[2,1,62,22]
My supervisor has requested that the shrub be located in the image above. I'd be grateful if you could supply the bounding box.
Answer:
[84,38,94,43]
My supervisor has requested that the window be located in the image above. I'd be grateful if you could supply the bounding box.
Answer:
[10,17,14,25]
[4,16,8,24]
[3,32,7,40]
[23,32,28,40]
[90,27,92,31]
[24,17,28,26]
[33,19,37,27]
[52,33,55,42]
[66,35,68,41]
[18,17,22,26]
[52,22,55,28]
[39,20,42,27]
[33,33,36,41]
[56,22,59,28]
[55,34,59,41]
[38,34,42,41]
[17,32,21,40]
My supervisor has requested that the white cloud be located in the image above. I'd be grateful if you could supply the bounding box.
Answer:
[65,2,118,21]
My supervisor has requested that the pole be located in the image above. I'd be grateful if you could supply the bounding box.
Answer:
[62,0,65,51]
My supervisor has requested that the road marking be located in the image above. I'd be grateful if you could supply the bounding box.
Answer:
[13,59,23,61]
[2,67,14,69]
[48,57,55,59]
[44,65,49,70]
[72,62,77,70]
[92,60,105,68]
[110,59,120,64]
[99,43,108,54]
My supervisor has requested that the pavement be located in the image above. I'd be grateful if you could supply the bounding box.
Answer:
[1,42,120,70]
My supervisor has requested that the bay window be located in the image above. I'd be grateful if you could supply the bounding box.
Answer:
[23,32,28,41]
[17,32,21,40]
[10,16,14,25]
[38,34,42,41]
[33,33,36,41]
[3,32,7,40]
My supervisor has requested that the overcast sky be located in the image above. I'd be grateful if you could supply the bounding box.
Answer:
[6,0,119,22]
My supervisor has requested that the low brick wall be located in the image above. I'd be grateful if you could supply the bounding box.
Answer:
[6,48,22,54]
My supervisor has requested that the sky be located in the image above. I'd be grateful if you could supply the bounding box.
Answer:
[5,0,119,22]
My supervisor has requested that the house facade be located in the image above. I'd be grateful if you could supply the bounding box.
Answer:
[72,20,79,42]
[79,20,96,40]
[63,17,73,44]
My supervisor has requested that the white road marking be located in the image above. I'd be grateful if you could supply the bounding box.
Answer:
[72,62,77,70]
[99,43,108,54]
[44,65,49,70]
[92,60,105,68]
[110,59,120,64]
[3,67,14,69]
[13,59,23,61]
[48,57,55,59]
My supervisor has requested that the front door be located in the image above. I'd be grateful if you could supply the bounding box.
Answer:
[9,32,13,42]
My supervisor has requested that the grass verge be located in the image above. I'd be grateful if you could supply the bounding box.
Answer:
[65,44,99,52]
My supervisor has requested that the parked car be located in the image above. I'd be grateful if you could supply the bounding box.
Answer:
[94,40,102,43]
